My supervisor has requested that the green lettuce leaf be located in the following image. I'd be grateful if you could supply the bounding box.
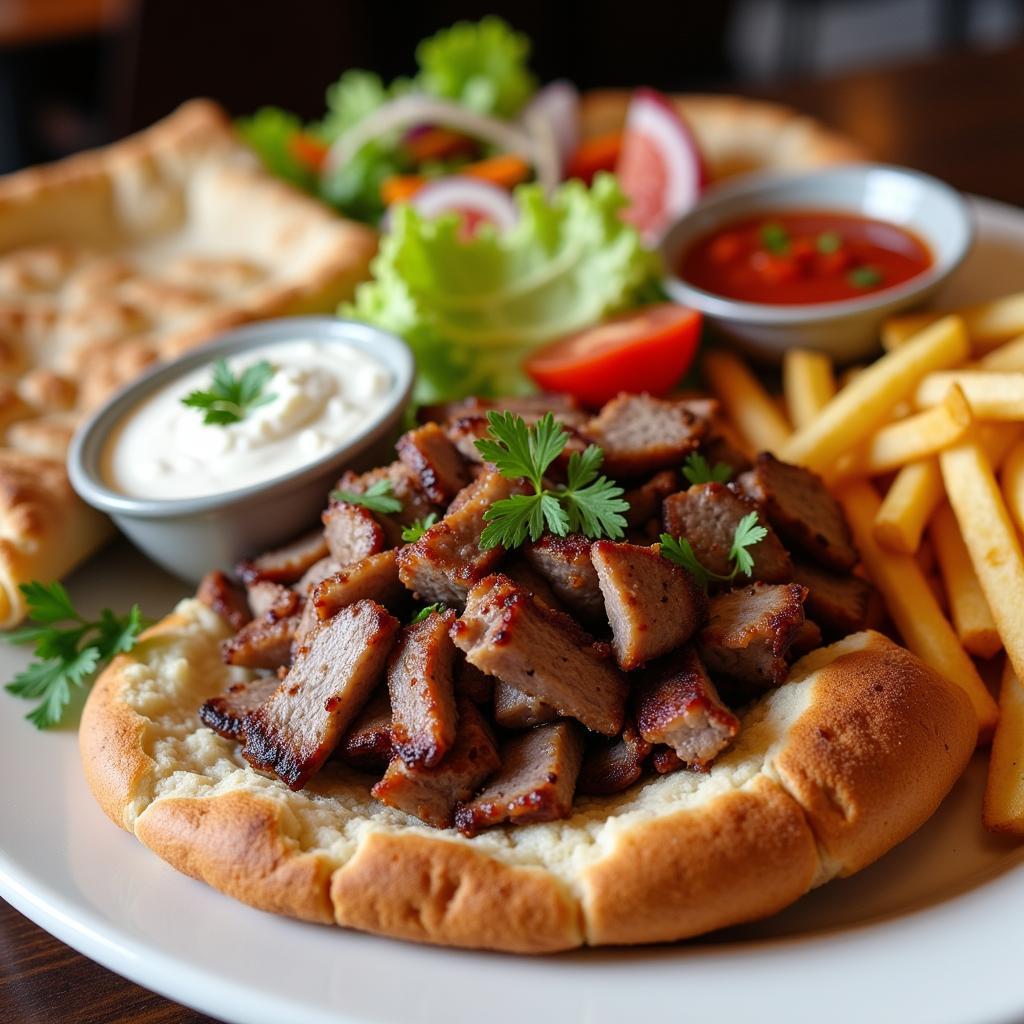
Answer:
[415,16,536,118]
[345,173,661,402]
[235,107,315,191]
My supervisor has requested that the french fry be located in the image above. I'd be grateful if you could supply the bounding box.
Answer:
[853,384,972,476]
[781,315,969,473]
[940,441,1024,689]
[983,660,1024,834]
[838,478,997,736]
[873,459,944,554]
[783,349,835,429]
[977,333,1024,372]
[1001,437,1024,536]
[915,371,1024,419]
[930,503,1002,658]
[978,422,1024,469]
[882,292,1024,353]
[702,350,791,454]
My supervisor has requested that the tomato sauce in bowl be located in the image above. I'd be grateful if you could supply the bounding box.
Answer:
[679,211,932,305]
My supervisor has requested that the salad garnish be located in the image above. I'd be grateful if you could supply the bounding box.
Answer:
[330,479,403,515]
[681,452,733,485]
[659,513,768,589]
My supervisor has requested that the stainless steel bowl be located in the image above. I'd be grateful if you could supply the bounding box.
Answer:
[68,317,414,583]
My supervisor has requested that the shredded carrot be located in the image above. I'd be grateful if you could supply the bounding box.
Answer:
[405,127,476,163]
[463,154,531,189]
[288,133,329,172]
[565,132,623,184]
[380,175,427,205]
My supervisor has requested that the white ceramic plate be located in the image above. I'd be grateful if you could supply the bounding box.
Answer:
[2,196,1024,1024]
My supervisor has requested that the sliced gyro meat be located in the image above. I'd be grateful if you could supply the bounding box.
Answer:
[321,501,386,567]
[582,392,706,477]
[306,551,403,630]
[501,559,566,614]
[454,721,584,836]
[651,746,685,775]
[245,580,301,621]
[242,600,399,790]
[387,608,459,769]
[295,555,342,596]
[451,574,627,736]
[790,617,824,659]
[791,559,873,637]
[698,582,807,689]
[237,529,329,586]
[523,534,605,624]
[662,482,792,583]
[397,471,523,605]
[493,679,558,729]
[198,674,281,741]
[197,570,250,631]
[371,698,499,828]
[222,614,299,670]
[335,461,436,544]
[454,660,494,705]
[397,421,470,504]
[740,452,857,572]
[338,687,393,771]
[623,469,682,529]
[635,648,740,769]
[591,540,707,670]
[423,393,587,428]
[577,720,652,796]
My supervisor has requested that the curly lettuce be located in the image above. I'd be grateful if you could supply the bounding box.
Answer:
[235,107,315,191]
[345,174,660,402]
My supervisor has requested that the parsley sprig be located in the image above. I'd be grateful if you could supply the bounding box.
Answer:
[181,358,277,426]
[659,512,768,589]
[5,582,145,729]
[401,513,438,543]
[330,478,403,515]
[410,602,446,624]
[474,411,629,550]
[682,452,733,486]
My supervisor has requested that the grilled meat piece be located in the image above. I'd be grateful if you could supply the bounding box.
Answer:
[321,502,386,567]
[699,582,807,688]
[397,422,470,504]
[523,534,605,624]
[222,614,299,670]
[454,721,584,836]
[635,648,740,768]
[591,540,707,670]
[198,675,280,740]
[387,609,459,769]
[237,529,329,586]
[501,560,565,613]
[338,687,393,770]
[245,580,301,621]
[335,461,436,544]
[493,679,558,728]
[740,452,857,572]
[304,551,403,634]
[651,746,684,775]
[451,574,627,736]
[197,570,250,631]
[371,698,499,828]
[423,393,586,427]
[454,661,494,705]
[295,556,342,595]
[577,720,652,796]
[662,482,792,583]
[790,617,824,658]
[446,414,492,464]
[583,393,707,477]
[623,469,682,528]
[242,600,399,789]
[397,471,521,605]
[791,559,873,637]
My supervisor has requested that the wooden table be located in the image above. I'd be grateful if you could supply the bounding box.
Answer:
[2,40,1022,1024]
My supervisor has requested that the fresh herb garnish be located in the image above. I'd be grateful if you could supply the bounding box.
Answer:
[5,582,146,729]
[330,478,403,515]
[816,231,842,254]
[181,359,277,425]
[760,222,790,254]
[410,602,445,624]
[848,265,883,289]
[659,511,768,589]
[474,411,629,550]
[401,513,438,543]
[682,452,732,486]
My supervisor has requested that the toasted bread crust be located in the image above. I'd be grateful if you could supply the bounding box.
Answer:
[80,601,975,953]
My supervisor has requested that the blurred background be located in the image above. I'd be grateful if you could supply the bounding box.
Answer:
[1,0,1022,182]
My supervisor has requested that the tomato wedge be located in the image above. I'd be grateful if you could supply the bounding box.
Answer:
[524,304,702,408]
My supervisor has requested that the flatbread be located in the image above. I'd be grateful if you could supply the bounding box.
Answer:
[80,601,974,952]
[0,100,378,625]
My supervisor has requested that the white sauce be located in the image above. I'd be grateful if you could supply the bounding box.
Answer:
[104,340,392,500]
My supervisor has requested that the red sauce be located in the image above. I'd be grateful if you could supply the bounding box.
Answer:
[679,210,932,305]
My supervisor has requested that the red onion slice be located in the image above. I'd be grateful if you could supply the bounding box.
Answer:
[522,80,580,169]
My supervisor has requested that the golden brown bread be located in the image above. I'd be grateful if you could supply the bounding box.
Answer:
[80,600,976,952]
[0,99,377,624]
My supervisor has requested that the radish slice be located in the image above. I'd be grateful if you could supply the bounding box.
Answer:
[616,87,706,245]
[389,177,519,235]
[522,80,580,168]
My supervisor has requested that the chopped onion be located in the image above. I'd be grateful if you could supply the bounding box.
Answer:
[522,80,580,168]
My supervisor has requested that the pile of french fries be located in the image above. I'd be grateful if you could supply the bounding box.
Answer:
[703,293,1024,838]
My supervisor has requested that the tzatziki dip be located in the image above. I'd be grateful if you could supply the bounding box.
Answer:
[103,340,393,500]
